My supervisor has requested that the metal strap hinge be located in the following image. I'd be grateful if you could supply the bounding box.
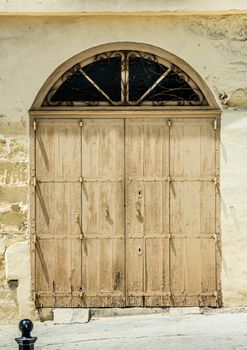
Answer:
[212,233,218,242]
[33,121,37,131]
[213,119,217,130]
[212,176,219,186]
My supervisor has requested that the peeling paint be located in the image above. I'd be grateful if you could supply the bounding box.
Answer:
[227,88,247,108]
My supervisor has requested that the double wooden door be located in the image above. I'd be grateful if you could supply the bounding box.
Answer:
[33,117,220,308]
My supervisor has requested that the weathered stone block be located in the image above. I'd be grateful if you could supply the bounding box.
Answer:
[227,88,247,108]
[5,242,35,320]
[0,211,27,231]
[53,308,90,324]
[0,121,26,137]
[9,138,27,161]
[0,185,27,203]
[0,139,7,157]
[0,237,6,257]
[0,161,28,184]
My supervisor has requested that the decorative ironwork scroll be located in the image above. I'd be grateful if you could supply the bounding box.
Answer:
[43,50,208,107]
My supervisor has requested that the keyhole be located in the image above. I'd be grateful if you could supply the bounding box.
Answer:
[138,247,142,255]
[138,191,141,195]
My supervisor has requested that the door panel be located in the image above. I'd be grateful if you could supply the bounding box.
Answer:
[126,119,170,306]
[169,119,217,306]
[81,119,125,307]
[35,121,82,307]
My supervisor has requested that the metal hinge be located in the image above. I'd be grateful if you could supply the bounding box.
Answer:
[80,120,83,127]
[79,176,84,183]
[33,291,37,300]
[212,233,218,242]
[33,235,37,244]
[212,176,220,187]
[33,177,37,187]
[167,119,172,127]
[33,121,37,131]
[213,119,217,130]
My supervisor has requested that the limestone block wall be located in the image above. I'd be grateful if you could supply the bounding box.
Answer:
[0,119,28,322]
[0,14,247,322]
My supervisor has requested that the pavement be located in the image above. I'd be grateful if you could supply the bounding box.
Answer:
[1,311,247,349]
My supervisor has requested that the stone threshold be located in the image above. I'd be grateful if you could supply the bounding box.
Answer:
[51,307,202,324]
[41,306,247,324]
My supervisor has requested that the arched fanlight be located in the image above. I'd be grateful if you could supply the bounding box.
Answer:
[43,50,208,107]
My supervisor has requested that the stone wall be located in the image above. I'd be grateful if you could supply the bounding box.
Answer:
[0,14,247,322]
[0,119,28,322]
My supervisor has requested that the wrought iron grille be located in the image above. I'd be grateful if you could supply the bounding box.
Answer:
[43,50,208,107]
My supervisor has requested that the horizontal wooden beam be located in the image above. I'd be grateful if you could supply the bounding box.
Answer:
[29,109,221,118]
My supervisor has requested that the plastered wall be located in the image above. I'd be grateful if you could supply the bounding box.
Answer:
[0,15,247,321]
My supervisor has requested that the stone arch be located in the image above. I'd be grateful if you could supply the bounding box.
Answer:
[31,42,220,111]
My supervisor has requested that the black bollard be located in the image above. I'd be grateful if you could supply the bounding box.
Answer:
[15,319,37,350]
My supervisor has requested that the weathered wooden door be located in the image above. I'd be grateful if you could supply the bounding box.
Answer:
[35,120,82,307]
[170,118,220,306]
[125,118,220,307]
[33,117,220,308]
[34,119,125,307]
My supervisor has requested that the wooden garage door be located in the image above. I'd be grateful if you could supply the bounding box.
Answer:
[33,117,220,307]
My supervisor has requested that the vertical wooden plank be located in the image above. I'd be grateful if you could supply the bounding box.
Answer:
[54,182,81,306]
[200,119,216,176]
[36,182,55,237]
[54,183,80,237]
[55,123,81,179]
[145,238,164,291]
[99,239,113,292]
[36,121,55,178]
[169,237,185,294]
[126,239,143,306]
[200,182,215,233]
[35,238,55,307]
